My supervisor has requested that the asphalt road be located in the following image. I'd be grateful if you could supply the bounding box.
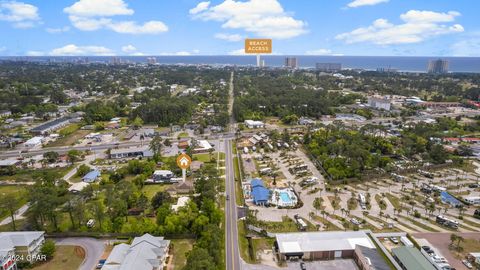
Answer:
[225,139,241,270]
[55,237,105,270]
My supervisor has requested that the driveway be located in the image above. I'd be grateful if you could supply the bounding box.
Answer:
[55,237,105,270]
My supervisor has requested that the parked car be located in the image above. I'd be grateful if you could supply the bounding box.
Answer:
[462,259,473,269]
[96,259,106,269]
[390,237,399,244]
[300,262,306,270]
[350,218,361,225]
[87,219,95,228]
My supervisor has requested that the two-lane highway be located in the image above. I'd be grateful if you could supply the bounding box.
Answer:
[225,138,241,270]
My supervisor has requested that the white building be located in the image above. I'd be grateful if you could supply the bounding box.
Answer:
[193,140,213,153]
[152,170,174,183]
[368,96,391,111]
[102,234,170,270]
[244,120,265,129]
[171,197,190,212]
[24,136,44,148]
[0,231,45,266]
[109,146,153,159]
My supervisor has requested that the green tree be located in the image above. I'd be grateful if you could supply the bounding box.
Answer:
[43,151,59,163]
[76,164,91,178]
[67,150,81,164]
[150,134,163,160]
[40,240,56,259]
[183,247,216,270]
[132,116,144,129]
[0,193,20,231]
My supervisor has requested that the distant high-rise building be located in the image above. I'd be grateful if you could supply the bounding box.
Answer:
[428,59,449,74]
[316,63,342,72]
[285,57,298,69]
[111,57,121,65]
[147,57,157,65]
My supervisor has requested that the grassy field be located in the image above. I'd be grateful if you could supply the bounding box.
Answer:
[238,220,254,263]
[47,124,89,147]
[31,246,85,270]
[385,193,401,209]
[233,156,244,206]
[313,215,342,231]
[327,196,341,210]
[375,194,387,210]
[142,184,168,199]
[171,239,194,270]
[0,185,28,220]
[0,166,72,183]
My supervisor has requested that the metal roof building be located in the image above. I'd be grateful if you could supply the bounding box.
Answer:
[275,231,375,261]
[251,179,270,206]
[102,234,170,270]
[82,170,101,183]
[391,246,435,270]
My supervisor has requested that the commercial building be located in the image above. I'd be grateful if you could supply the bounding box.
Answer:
[30,116,72,135]
[368,96,392,111]
[102,233,170,270]
[285,57,298,69]
[391,246,435,270]
[109,146,153,159]
[316,63,341,72]
[251,179,270,206]
[0,231,45,268]
[244,120,265,129]
[428,59,449,74]
[274,231,375,261]
[192,140,214,153]
[24,136,44,148]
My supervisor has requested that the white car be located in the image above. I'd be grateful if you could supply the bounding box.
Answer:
[86,219,95,228]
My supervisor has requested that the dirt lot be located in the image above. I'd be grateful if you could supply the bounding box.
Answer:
[414,232,480,270]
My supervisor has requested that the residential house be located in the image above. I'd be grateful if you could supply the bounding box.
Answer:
[101,234,170,270]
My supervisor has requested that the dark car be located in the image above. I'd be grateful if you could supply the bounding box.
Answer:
[226,195,229,200]
[300,262,306,270]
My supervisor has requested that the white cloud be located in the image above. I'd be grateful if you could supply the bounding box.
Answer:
[46,26,70,33]
[336,10,464,45]
[228,48,246,55]
[121,45,137,53]
[215,33,243,42]
[49,44,115,56]
[160,50,200,56]
[64,0,133,17]
[305,49,343,56]
[191,0,307,39]
[347,0,388,8]
[108,20,168,34]
[0,1,40,28]
[451,33,480,57]
[64,0,168,34]
[190,1,210,15]
[26,50,45,56]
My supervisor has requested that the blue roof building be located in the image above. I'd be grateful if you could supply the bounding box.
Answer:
[82,170,101,183]
[440,191,463,207]
[250,179,270,206]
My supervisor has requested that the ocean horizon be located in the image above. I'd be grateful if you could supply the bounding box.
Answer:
[1,55,480,73]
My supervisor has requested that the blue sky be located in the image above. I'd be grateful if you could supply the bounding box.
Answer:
[0,0,479,56]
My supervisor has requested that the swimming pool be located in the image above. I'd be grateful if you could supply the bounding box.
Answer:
[279,192,292,203]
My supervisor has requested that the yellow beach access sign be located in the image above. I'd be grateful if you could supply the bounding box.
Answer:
[244,39,272,54]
